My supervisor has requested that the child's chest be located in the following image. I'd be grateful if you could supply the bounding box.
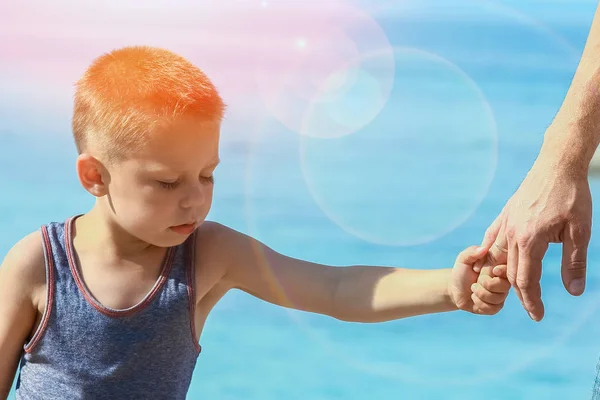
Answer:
[75,249,168,311]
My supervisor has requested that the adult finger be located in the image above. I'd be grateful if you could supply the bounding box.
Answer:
[474,215,506,273]
[481,213,503,250]
[505,225,523,306]
[488,223,509,268]
[516,239,548,322]
[562,220,591,296]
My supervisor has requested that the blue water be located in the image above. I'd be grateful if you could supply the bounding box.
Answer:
[4,0,600,398]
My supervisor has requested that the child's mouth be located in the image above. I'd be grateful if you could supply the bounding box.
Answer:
[169,223,197,235]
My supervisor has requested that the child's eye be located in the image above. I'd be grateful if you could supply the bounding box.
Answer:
[158,180,180,190]
[200,175,214,184]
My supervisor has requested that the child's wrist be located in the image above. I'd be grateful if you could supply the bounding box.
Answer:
[444,269,460,311]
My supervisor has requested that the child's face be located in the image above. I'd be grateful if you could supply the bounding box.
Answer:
[103,118,221,247]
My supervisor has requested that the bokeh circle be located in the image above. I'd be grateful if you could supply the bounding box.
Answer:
[253,1,394,139]
[299,46,497,247]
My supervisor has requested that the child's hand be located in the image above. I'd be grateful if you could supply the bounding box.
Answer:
[449,246,511,315]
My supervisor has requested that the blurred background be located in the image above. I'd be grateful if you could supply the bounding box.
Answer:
[2,0,600,398]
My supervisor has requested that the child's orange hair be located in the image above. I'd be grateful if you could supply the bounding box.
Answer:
[72,45,225,161]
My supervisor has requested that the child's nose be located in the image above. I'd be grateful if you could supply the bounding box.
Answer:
[180,183,205,209]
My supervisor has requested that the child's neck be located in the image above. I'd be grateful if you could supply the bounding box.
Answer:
[74,204,157,261]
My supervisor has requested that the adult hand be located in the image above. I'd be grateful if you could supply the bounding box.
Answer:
[474,155,592,322]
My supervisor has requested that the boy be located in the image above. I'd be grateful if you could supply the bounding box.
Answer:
[0,46,509,400]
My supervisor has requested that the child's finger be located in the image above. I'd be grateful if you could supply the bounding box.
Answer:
[471,292,502,315]
[471,283,507,305]
[477,265,494,278]
[492,264,508,278]
[473,258,485,273]
[478,272,511,294]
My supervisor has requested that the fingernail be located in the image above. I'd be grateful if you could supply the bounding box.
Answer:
[528,311,538,322]
[476,246,485,252]
[569,279,585,295]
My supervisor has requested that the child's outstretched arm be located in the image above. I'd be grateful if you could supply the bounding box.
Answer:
[208,223,509,323]
[0,232,44,399]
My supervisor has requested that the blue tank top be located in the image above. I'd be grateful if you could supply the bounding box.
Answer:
[15,216,201,399]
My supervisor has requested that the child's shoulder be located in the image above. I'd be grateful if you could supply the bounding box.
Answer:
[194,220,254,255]
[193,220,236,263]
[3,230,46,270]
[0,229,47,301]
[192,220,257,276]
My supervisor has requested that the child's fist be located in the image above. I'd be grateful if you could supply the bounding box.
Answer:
[449,246,511,315]
[470,265,510,315]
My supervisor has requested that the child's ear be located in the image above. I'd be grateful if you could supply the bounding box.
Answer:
[76,153,109,197]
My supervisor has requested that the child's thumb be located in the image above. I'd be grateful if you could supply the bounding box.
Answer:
[459,246,487,263]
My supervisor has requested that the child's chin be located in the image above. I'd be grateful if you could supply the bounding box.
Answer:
[162,230,193,245]
[137,231,188,248]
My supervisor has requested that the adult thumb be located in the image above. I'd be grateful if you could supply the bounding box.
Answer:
[562,221,591,296]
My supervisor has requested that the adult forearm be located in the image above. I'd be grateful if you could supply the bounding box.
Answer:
[331,266,456,323]
[541,3,600,173]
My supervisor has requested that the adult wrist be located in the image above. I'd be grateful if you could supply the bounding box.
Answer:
[539,124,596,178]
